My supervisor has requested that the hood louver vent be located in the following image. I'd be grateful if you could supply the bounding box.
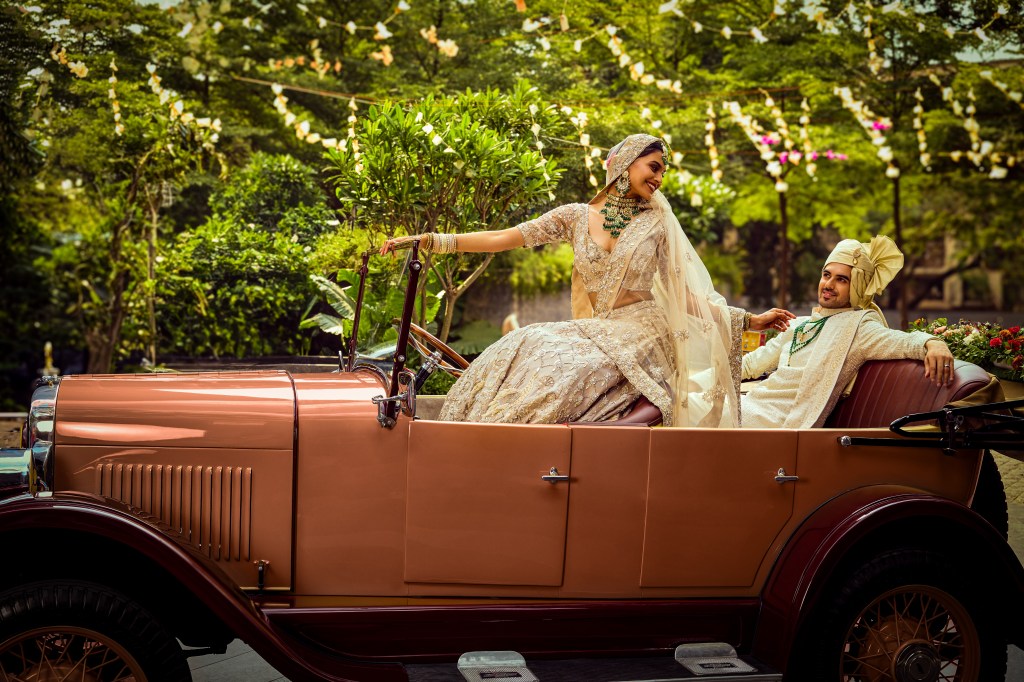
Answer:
[95,463,252,562]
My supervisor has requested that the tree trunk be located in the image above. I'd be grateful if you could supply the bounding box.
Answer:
[440,289,458,344]
[147,191,159,366]
[892,172,908,329]
[778,190,789,310]
[86,266,129,374]
[439,252,494,342]
[84,151,152,373]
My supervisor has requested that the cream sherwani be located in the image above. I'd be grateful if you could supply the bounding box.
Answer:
[741,306,933,429]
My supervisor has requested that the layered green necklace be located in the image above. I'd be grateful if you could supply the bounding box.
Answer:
[600,194,647,238]
[788,316,831,359]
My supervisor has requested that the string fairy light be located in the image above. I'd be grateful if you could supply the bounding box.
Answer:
[420,25,460,58]
[49,43,89,78]
[723,97,845,191]
[704,102,722,182]
[834,85,898,178]
[108,59,123,136]
[723,100,789,191]
[933,79,1016,178]
[797,98,817,177]
[911,87,930,169]
[270,82,340,150]
[978,69,1024,111]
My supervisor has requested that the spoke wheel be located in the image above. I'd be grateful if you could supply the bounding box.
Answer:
[793,549,1005,682]
[840,585,980,682]
[0,581,190,682]
[0,626,146,681]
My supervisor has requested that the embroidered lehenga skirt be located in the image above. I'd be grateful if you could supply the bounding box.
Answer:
[437,300,676,425]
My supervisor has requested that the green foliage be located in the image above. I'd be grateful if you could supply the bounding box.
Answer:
[325,84,565,239]
[446,319,502,356]
[420,370,457,396]
[324,83,567,340]
[508,243,575,296]
[301,265,444,349]
[661,170,737,245]
[698,244,745,298]
[210,153,332,239]
[3,0,1023,400]
[308,228,375,275]
[156,218,314,358]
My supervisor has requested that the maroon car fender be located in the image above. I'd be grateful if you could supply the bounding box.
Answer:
[752,484,1024,671]
[0,492,406,682]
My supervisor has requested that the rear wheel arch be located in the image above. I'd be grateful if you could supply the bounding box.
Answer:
[0,525,234,650]
[755,489,1024,671]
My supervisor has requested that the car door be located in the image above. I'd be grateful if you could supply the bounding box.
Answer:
[641,428,798,589]
[404,420,572,587]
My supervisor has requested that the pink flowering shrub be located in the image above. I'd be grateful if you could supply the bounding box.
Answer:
[909,318,1024,381]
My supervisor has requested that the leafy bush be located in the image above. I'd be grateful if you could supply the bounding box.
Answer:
[508,243,574,296]
[157,218,315,358]
[210,153,333,240]
[301,265,444,350]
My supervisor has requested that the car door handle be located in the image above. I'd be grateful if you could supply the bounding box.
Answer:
[775,467,799,483]
[542,467,570,484]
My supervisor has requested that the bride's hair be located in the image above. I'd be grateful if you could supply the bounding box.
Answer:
[638,141,664,158]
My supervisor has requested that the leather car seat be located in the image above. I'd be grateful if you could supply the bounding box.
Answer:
[823,358,992,429]
[572,396,663,427]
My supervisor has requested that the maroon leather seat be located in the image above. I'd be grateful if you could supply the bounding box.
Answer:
[572,396,664,427]
[823,359,992,429]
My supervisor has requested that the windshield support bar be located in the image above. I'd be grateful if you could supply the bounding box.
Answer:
[346,251,372,373]
[382,243,423,426]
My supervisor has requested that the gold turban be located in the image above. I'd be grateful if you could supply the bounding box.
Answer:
[825,235,904,311]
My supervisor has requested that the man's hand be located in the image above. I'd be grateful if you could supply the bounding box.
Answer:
[923,338,955,386]
[748,308,796,332]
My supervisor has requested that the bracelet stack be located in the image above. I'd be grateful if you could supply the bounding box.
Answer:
[424,232,458,254]
[742,311,753,331]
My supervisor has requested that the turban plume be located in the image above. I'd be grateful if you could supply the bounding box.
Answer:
[825,235,904,311]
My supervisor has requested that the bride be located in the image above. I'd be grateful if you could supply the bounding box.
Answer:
[380,134,792,427]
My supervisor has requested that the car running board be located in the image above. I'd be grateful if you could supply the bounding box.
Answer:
[405,644,781,681]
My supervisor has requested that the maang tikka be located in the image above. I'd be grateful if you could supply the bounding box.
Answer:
[600,170,647,238]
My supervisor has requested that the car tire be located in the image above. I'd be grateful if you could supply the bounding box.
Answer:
[970,450,1008,540]
[792,548,1006,682]
[0,580,191,682]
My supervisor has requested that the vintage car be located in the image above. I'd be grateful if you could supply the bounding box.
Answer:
[2,245,1023,682]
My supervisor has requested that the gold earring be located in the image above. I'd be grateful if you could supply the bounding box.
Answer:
[615,170,630,195]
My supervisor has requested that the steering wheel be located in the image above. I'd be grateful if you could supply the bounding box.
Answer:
[405,322,470,378]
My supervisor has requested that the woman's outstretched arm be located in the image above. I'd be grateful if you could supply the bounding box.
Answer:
[379,227,525,256]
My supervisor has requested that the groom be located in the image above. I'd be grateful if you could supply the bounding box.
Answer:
[741,235,954,429]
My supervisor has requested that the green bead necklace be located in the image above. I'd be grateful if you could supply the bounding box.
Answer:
[600,194,646,238]
[788,316,831,359]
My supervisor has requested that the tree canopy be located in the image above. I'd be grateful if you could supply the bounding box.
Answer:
[1,0,1022,407]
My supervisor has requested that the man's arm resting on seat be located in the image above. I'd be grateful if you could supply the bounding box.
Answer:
[857,315,954,386]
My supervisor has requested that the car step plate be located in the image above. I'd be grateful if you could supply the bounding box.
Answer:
[456,651,538,682]
[405,645,781,681]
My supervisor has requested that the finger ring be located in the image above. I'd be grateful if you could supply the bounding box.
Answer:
[943,364,950,368]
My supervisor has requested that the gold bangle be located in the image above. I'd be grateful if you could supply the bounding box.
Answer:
[743,311,753,331]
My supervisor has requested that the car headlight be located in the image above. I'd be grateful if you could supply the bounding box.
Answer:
[27,377,59,493]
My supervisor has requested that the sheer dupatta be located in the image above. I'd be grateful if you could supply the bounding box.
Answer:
[570,191,737,428]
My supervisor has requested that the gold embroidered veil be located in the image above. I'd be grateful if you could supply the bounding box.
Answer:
[575,134,738,427]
